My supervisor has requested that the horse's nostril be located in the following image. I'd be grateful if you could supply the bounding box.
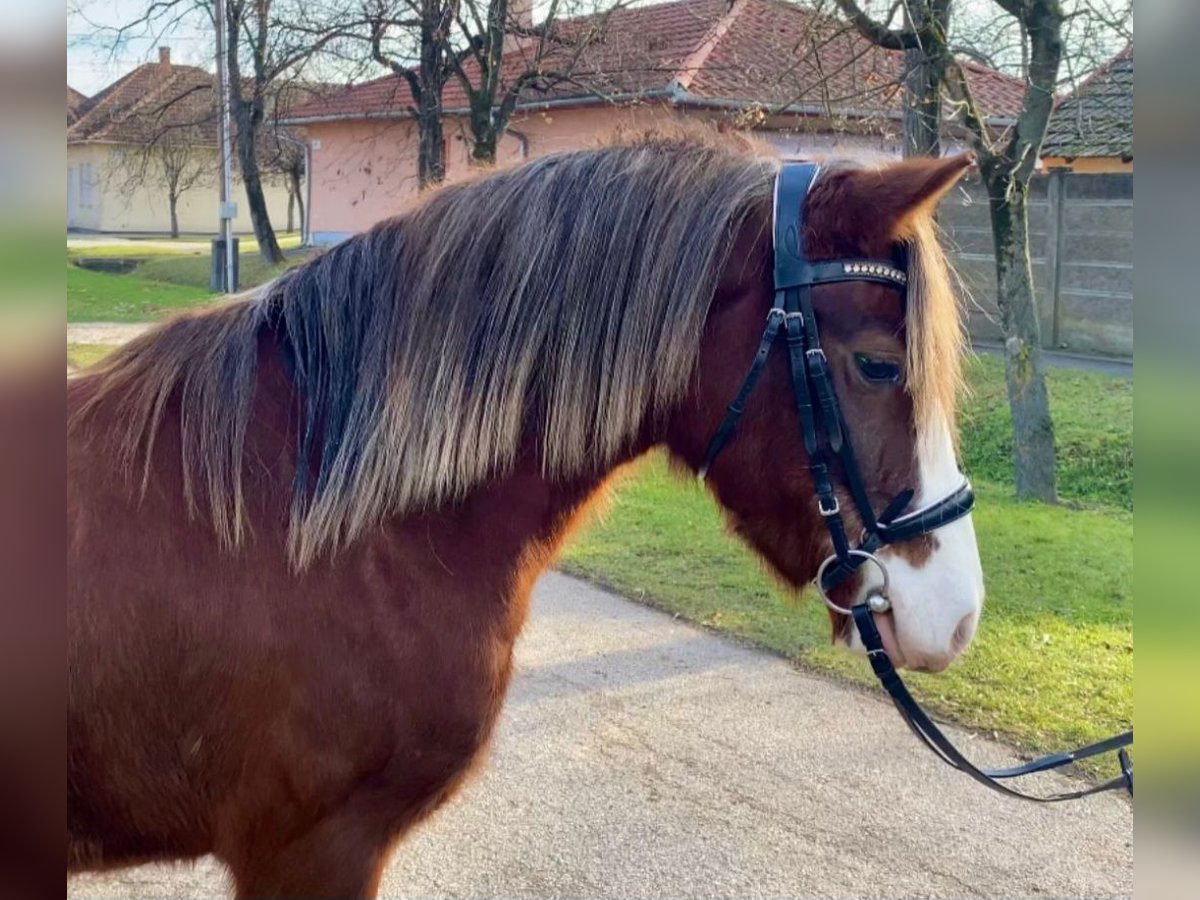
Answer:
[951,611,977,656]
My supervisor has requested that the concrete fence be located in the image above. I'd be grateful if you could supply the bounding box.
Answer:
[940,171,1133,359]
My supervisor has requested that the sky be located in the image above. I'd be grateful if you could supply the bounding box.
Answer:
[68,0,214,96]
[67,0,1130,98]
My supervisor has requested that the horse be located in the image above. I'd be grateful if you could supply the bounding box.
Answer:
[64,131,983,898]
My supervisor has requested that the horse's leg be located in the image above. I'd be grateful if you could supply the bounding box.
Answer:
[226,808,395,900]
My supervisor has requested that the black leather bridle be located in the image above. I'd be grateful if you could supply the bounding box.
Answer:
[699,162,1133,802]
[699,162,974,599]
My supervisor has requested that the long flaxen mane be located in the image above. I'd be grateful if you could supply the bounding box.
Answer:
[71,132,964,568]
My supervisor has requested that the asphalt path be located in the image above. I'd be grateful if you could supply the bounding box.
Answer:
[69,572,1132,899]
[970,341,1132,378]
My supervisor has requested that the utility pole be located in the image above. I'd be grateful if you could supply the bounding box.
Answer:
[214,0,237,292]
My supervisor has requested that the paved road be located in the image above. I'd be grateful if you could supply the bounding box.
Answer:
[67,323,153,347]
[69,573,1132,899]
[971,341,1132,379]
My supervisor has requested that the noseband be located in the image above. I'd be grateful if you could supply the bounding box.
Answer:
[699,162,1132,802]
[699,162,975,610]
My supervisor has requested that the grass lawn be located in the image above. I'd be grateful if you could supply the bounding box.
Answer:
[67,243,313,322]
[136,250,308,292]
[67,263,217,323]
[67,343,118,370]
[561,359,1132,775]
[961,356,1132,510]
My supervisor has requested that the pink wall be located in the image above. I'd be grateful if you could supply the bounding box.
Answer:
[303,104,914,242]
[304,104,676,242]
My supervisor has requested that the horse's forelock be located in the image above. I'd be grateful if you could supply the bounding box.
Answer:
[903,215,966,441]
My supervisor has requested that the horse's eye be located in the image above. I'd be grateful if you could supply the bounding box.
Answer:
[854,353,902,384]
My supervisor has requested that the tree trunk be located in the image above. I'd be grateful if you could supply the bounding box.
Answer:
[903,48,942,158]
[470,105,498,165]
[901,0,949,159]
[168,193,180,239]
[415,12,447,189]
[233,100,284,265]
[986,172,1057,502]
[417,105,446,187]
[287,190,295,233]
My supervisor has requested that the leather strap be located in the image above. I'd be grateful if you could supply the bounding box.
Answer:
[698,307,786,481]
[875,479,976,544]
[852,604,1134,802]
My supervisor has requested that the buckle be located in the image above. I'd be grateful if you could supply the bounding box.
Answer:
[818,495,840,516]
[805,347,826,361]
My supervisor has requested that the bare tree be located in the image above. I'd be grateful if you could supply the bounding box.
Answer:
[834,0,1077,502]
[362,0,618,182]
[260,128,307,234]
[218,0,341,263]
[77,0,356,262]
[281,143,306,234]
[446,0,620,165]
[112,136,213,238]
[949,1,1065,502]
[156,139,211,238]
[364,0,458,187]
[902,0,952,157]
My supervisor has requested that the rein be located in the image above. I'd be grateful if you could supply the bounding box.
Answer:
[853,605,1134,801]
[699,161,1133,802]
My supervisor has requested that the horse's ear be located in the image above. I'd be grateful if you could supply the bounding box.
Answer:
[852,153,975,240]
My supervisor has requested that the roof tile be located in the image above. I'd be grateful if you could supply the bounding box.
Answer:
[1042,43,1132,160]
[286,0,1025,125]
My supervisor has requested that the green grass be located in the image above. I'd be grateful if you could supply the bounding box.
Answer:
[67,343,118,370]
[67,243,313,322]
[67,263,217,322]
[561,361,1133,775]
[136,250,308,292]
[961,355,1132,510]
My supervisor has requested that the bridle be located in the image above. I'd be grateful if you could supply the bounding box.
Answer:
[699,161,974,606]
[699,162,1133,802]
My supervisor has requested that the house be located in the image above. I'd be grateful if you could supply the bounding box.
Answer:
[67,47,294,235]
[1041,43,1132,173]
[68,86,88,126]
[282,0,1025,245]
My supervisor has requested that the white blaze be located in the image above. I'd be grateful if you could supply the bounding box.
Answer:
[847,412,984,672]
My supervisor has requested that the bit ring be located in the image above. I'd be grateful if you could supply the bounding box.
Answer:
[815,549,891,616]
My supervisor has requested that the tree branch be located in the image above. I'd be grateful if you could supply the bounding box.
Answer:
[832,0,925,51]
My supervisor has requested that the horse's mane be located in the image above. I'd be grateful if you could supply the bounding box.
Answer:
[71,130,965,569]
[72,130,781,566]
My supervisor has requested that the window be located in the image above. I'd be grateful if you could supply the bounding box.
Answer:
[80,163,95,208]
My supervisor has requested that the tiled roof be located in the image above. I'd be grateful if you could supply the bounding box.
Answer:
[1042,43,1132,160]
[68,60,218,145]
[284,0,1024,125]
[68,86,89,125]
[68,58,335,148]
[958,60,1026,123]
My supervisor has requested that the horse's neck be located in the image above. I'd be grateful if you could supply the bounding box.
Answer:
[249,329,656,594]
[395,447,645,584]
[347,442,644,646]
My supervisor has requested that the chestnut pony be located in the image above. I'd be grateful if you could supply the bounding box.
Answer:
[66,134,982,897]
